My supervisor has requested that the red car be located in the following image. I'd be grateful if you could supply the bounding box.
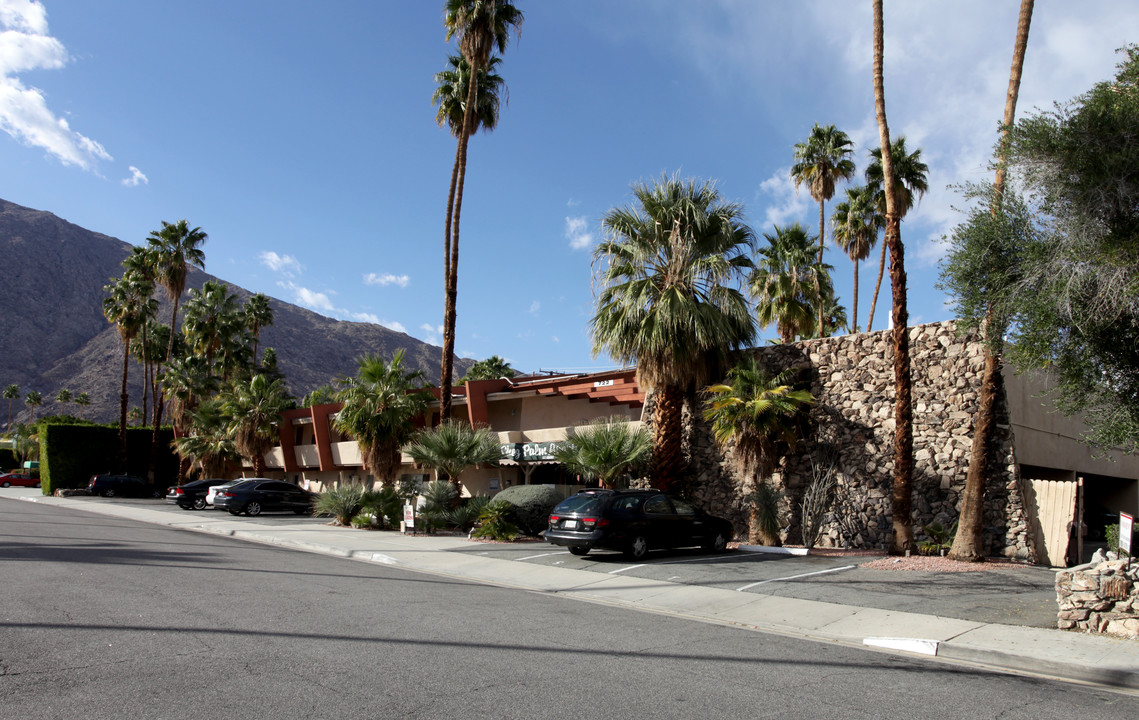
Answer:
[0,472,40,488]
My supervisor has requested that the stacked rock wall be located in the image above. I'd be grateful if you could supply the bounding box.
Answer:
[685,321,1036,559]
[1056,555,1139,638]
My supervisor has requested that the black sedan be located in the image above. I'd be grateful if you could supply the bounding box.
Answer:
[212,479,315,517]
[545,489,733,559]
[87,473,163,498]
[166,478,232,510]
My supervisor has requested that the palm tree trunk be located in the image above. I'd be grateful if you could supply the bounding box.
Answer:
[949,0,1033,563]
[867,238,886,332]
[149,296,180,482]
[650,384,685,492]
[852,258,860,333]
[119,344,130,471]
[817,201,826,335]
[440,136,463,421]
[873,0,915,555]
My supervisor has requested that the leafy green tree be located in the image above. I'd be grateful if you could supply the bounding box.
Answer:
[333,351,432,486]
[592,174,756,491]
[703,357,813,546]
[243,293,274,366]
[4,384,19,430]
[1003,44,1139,452]
[438,1,523,421]
[221,374,290,476]
[551,416,652,489]
[104,270,156,467]
[863,137,928,332]
[750,223,834,342]
[831,185,884,333]
[460,354,516,383]
[402,420,501,495]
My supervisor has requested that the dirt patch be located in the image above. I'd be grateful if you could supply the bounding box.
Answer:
[859,554,1033,572]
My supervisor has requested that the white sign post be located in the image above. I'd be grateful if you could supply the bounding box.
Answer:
[1120,512,1133,567]
[403,502,416,534]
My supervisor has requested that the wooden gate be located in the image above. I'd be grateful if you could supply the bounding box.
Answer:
[1023,477,1078,567]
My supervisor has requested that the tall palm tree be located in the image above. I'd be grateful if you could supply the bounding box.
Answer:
[864,137,928,332]
[172,400,240,480]
[104,270,156,467]
[703,357,814,545]
[182,281,248,378]
[592,174,756,491]
[147,219,208,477]
[243,293,274,367]
[551,417,652,489]
[221,373,290,477]
[4,384,19,430]
[750,223,834,343]
[333,350,432,486]
[24,390,42,423]
[75,392,91,419]
[949,0,1035,563]
[402,420,502,494]
[872,0,915,554]
[56,388,72,416]
[439,0,523,421]
[791,123,856,334]
[831,185,884,333]
[123,245,158,422]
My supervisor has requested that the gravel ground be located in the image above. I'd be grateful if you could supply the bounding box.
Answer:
[859,554,1032,572]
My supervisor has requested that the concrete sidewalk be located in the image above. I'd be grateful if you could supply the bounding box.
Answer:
[9,490,1139,692]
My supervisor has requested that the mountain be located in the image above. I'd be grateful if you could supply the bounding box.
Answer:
[0,198,471,425]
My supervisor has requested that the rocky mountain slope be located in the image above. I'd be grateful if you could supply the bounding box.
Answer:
[0,198,469,425]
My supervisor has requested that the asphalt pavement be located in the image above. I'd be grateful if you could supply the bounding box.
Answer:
[5,487,1138,692]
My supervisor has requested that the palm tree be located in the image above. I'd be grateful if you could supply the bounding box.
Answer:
[791,123,856,333]
[703,357,814,546]
[831,185,885,333]
[750,223,834,342]
[244,293,274,367]
[4,384,19,430]
[24,390,42,423]
[147,219,208,477]
[182,281,249,380]
[551,416,652,489]
[949,0,1035,563]
[864,137,928,332]
[402,420,502,495]
[123,245,158,422]
[75,392,91,418]
[172,400,240,480]
[460,354,516,383]
[104,270,155,466]
[56,388,72,416]
[872,0,916,554]
[439,1,523,421]
[592,174,756,491]
[333,351,432,486]
[220,374,290,477]
[162,354,217,434]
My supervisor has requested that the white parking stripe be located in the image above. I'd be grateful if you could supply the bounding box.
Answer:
[608,564,645,574]
[516,551,570,561]
[736,564,857,592]
[658,553,765,565]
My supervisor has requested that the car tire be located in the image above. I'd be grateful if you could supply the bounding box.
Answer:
[568,546,590,557]
[102,489,115,498]
[34,482,40,488]
[624,535,649,560]
[1,481,9,488]
[704,531,729,553]
[245,501,262,517]
[228,509,242,516]
[192,497,208,511]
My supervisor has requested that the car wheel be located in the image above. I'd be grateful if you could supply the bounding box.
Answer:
[228,509,242,516]
[1,481,9,488]
[624,535,649,560]
[245,501,262,517]
[704,531,728,553]
[34,482,41,488]
[568,546,590,557]
[102,489,115,498]
[192,497,208,511]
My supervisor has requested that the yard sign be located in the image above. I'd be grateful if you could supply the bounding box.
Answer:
[1120,511,1133,556]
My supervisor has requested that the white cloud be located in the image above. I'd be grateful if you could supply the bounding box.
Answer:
[259,251,302,276]
[757,168,810,230]
[278,281,335,313]
[363,272,410,288]
[567,198,581,208]
[552,335,560,343]
[0,1,112,170]
[381,320,407,333]
[419,322,442,345]
[565,215,593,251]
[529,300,540,315]
[121,165,147,187]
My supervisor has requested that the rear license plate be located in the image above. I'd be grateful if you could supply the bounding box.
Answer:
[563,520,579,530]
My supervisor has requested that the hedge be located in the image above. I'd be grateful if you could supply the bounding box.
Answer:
[40,423,178,494]
[493,484,565,536]
[0,448,17,471]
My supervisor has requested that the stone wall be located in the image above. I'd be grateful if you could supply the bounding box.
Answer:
[684,321,1036,560]
[1056,552,1139,638]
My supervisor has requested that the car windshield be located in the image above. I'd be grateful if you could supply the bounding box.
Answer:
[554,494,605,515]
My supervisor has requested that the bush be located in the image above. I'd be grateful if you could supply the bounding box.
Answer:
[1106,523,1120,552]
[472,499,520,542]
[0,448,17,470]
[492,484,564,536]
[362,486,404,529]
[445,495,492,531]
[351,513,379,529]
[315,483,368,526]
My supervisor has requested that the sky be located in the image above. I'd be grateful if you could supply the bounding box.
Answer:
[1,1,1135,376]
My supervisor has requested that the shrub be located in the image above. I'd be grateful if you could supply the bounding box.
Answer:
[362,485,404,529]
[472,499,520,542]
[750,479,783,546]
[1106,523,1120,552]
[918,521,957,555]
[351,513,379,529]
[492,484,564,536]
[445,495,492,531]
[315,483,367,526]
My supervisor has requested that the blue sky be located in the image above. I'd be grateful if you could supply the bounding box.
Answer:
[2,1,1135,375]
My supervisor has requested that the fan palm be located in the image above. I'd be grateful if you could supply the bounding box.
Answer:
[831,185,885,332]
[750,223,834,343]
[55,388,72,415]
[104,270,156,466]
[24,390,42,423]
[75,392,91,418]
[182,280,249,379]
[220,373,290,476]
[438,1,523,421]
[244,293,274,367]
[402,420,502,495]
[592,174,756,491]
[864,137,928,332]
[551,416,652,489]
[172,400,240,480]
[123,245,159,420]
[4,384,20,430]
[333,350,432,486]
[703,357,814,546]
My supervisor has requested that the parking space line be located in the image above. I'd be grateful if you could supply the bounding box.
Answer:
[658,553,767,565]
[516,551,570,561]
[609,564,645,574]
[736,564,857,592]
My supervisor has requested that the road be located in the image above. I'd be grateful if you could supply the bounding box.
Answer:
[1,498,1135,719]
